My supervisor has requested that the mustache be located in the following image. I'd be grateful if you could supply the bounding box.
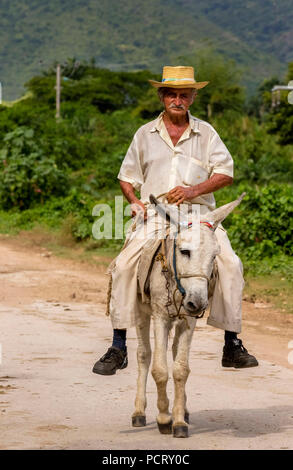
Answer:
[169,103,186,110]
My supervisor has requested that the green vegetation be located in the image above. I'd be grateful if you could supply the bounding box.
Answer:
[1,0,291,100]
[0,127,68,209]
[0,56,292,287]
[266,63,293,146]
[216,184,293,281]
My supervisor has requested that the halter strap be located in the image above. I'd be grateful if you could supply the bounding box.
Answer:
[173,241,210,296]
[172,219,214,296]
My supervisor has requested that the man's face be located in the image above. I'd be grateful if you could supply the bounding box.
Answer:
[162,88,195,119]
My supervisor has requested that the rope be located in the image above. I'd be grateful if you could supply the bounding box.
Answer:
[105,274,113,317]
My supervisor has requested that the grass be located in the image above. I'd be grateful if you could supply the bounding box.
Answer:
[0,224,118,268]
[244,273,293,316]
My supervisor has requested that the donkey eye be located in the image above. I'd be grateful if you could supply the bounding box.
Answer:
[180,249,191,257]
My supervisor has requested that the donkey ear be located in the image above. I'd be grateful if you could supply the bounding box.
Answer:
[149,194,160,206]
[207,192,246,228]
[149,193,186,226]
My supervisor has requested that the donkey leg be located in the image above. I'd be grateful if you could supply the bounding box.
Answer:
[172,318,197,438]
[132,310,151,427]
[152,316,172,434]
[172,325,189,424]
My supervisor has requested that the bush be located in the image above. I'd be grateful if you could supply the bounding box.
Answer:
[0,127,68,209]
[211,115,293,184]
[218,183,293,259]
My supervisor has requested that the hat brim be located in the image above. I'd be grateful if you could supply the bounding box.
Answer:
[149,80,209,89]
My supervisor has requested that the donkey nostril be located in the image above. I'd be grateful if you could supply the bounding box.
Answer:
[187,301,197,310]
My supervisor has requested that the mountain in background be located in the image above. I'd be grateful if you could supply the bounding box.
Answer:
[0,0,292,100]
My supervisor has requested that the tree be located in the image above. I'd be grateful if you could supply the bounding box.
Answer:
[246,76,280,118]
[267,62,293,145]
[25,60,159,113]
[180,49,245,119]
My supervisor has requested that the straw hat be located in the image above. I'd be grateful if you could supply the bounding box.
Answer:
[149,66,209,90]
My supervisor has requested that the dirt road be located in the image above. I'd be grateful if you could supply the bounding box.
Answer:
[0,238,293,450]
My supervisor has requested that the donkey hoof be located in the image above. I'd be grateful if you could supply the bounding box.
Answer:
[173,425,189,438]
[157,421,172,434]
[184,412,189,424]
[132,415,146,427]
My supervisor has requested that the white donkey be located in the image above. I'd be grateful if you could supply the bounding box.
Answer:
[132,193,245,438]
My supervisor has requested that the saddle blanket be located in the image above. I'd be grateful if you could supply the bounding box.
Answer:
[137,238,162,304]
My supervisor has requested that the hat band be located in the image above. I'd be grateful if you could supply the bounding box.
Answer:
[162,78,195,83]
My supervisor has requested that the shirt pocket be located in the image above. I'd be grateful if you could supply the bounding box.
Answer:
[183,158,209,186]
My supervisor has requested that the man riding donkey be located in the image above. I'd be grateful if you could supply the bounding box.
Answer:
[92,66,258,375]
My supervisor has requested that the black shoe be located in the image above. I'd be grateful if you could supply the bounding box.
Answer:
[222,339,258,368]
[92,346,128,376]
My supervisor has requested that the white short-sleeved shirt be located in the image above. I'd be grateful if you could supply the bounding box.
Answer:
[118,111,233,210]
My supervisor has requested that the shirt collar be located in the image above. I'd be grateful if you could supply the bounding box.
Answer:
[188,111,201,134]
[150,110,201,134]
[150,112,164,133]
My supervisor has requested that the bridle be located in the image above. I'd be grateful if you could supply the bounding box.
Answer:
[173,220,214,296]
[159,220,215,320]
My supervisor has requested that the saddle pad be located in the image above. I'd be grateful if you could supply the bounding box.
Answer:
[138,238,162,304]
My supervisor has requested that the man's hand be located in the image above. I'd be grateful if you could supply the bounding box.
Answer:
[166,186,196,205]
[131,200,147,220]
[166,175,233,205]
[119,180,147,220]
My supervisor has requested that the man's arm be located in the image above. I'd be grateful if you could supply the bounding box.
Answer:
[119,180,147,219]
[166,174,233,205]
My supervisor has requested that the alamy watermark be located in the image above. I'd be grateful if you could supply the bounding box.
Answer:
[92,196,201,245]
